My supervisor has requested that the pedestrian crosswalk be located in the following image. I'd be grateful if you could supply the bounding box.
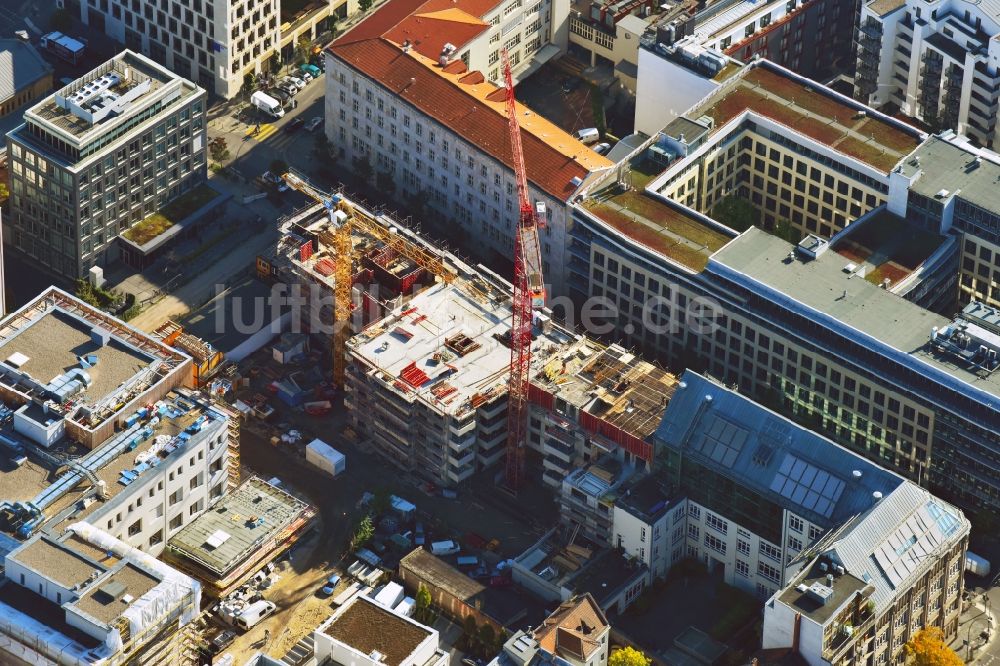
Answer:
[246,123,278,140]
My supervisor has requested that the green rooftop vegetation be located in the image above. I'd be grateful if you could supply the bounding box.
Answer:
[702,66,922,173]
[834,211,944,287]
[585,189,732,271]
[123,183,218,246]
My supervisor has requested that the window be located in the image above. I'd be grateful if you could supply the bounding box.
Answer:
[760,541,782,562]
[758,561,781,583]
[736,559,750,577]
[128,519,142,536]
[688,524,700,540]
[149,530,163,547]
[688,504,701,520]
[704,533,726,555]
[787,536,802,552]
[808,525,824,542]
[169,489,183,506]
[169,514,183,530]
[789,515,804,533]
[706,513,728,535]
[737,539,751,556]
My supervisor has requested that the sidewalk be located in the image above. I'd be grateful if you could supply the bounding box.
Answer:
[950,591,996,664]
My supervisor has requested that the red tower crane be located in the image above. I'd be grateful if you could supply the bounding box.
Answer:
[501,48,546,490]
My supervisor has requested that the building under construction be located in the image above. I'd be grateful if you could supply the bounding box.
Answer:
[165,476,315,597]
[528,344,680,488]
[0,522,203,665]
[153,321,224,388]
[0,287,191,449]
[261,198,462,356]
[345,277,585,487]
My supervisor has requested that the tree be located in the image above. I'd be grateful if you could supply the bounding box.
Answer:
[712,194,758,233]
[209,137,230,162]
[242,72,258,97]
[359,0,374,12]
[270,159,288,176]
[609,647,652,666]
[371,489,392,516]
[0,182,9,203]
[415,584,432,623]
[352,155,374,185]
[269,50,282,75]
[462,615,480,651]
[478,624,496,655]
[351,515,374,550]
[904,628,963,666]
[49,8,73,32]
[295,36,312,65]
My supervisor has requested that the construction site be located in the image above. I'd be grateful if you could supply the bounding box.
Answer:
[0,522,203,665]
[0,287,192,449]
[165,476,316,598]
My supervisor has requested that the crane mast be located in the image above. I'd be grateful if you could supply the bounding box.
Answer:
[502,48,545,490]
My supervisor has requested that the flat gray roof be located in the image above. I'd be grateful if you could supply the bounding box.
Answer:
[71,562,158,626]
[166,477,310,577]
[709,228,1000,398]
[0,40,52,104]
[6,536,105,590]
[900,135,1000,214]
[0,308,155,400]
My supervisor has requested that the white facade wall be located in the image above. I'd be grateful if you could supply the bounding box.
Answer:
[615,496,828,600]
[86,417,230,558]
[634,47,722,136]
[463,0,562,83]
[2,558,73,606]
[857,0,1000,147]
[611,503,670,579]
[325,55,571,296]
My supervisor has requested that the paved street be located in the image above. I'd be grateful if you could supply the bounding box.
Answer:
[110,75,329,332]
[951,582,1000,665]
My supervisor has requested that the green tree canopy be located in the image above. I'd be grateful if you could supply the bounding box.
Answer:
[711,194,758,232]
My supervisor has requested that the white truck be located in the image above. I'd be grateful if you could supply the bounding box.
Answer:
[40,32,86,64]
[250,91,284,119]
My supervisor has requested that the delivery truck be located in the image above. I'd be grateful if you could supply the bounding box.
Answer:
[40,32,86,64]
[250,90,284,119]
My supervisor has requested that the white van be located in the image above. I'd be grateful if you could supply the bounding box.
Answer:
[430,540,460,556]
[574,127,600,144]
[233,600,276,631]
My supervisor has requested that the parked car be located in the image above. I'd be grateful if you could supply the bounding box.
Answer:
[278,81,299,96]
[561,78,579,93]
[305,116,323,132]
[268,87,290,103]
[310,56,326,72]
[261,171,289,192]
[299,71,313,83]
[320,574,341,596]
[593,142,611,155]
[430,540,460,556]
[286,75,307,90]
[210,630,237,654]
[285,117,304,133]
[414,522,425,546]
[301,63,321,78]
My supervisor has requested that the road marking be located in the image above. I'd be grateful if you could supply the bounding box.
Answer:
[247,124,278,140]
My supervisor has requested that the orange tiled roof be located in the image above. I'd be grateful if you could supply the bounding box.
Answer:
[336,0,495,60]
[327,37,613,201]
[534,593,609,659]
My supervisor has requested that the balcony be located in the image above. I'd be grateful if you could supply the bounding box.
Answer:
[450,432,476,453]
[860,22,883,38]
[449,419,475,437]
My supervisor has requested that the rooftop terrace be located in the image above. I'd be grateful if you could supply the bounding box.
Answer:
[166,476,313,578]
[26,50,185,143]
[777,561,870,625]
[583,186,734,271]
[70,562,159,625]
[831,210,945,288]
[692,63,923,172]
